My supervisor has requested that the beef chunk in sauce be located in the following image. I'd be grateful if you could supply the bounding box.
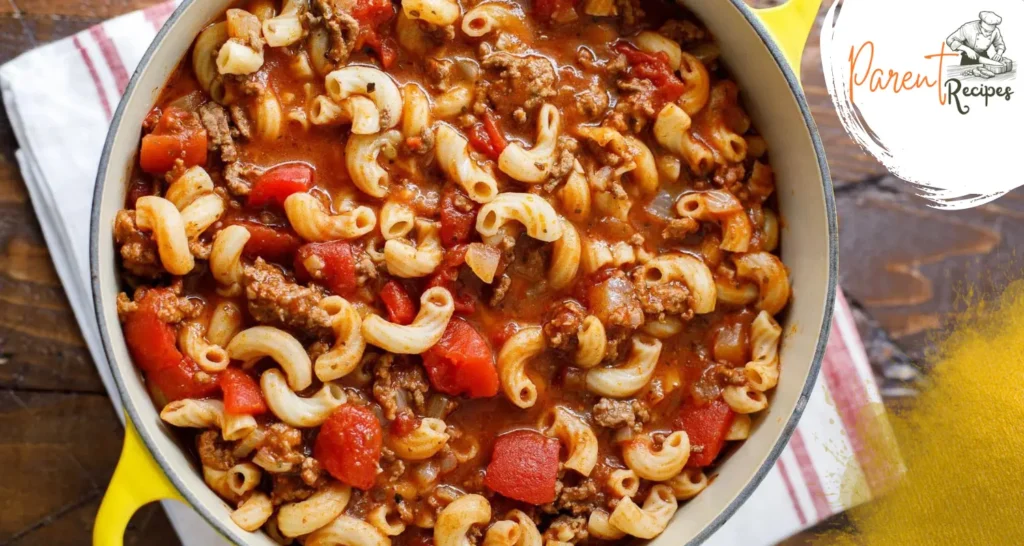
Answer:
[242,258,333,338]
[198,102,239,163]
[479,51,558,115]
[113,210,163,278]
[543,299,587,352]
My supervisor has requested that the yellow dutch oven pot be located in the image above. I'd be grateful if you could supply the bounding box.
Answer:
[91,0,835,544]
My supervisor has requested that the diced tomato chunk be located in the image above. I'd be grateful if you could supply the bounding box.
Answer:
[294,241,358,296]
[612,42,687,110]
[439,185,477,247]
[485,430,560,504]
[350,0,394,27]
[140,133,208,174]
[468,124,500,161]
[219,368,268,415]
[675,398,736,468]
[362,31,398,68]
[139,106,208,174]
[122,290,218,401]
[426,245,478,314]
[314,405,383,490]
[123,292,180,375]
[149,357,220,401]
[248,163,314,208]
[232,221,303,263]
[482,111,507,153]
[380,281,416,325]
[390,411,420,437]
[467,111,506,161]
[422,318,498,398]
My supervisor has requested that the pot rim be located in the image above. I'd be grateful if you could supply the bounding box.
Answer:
[89,1,838,543]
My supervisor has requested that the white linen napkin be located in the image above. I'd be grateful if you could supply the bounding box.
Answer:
[0,3,901,544]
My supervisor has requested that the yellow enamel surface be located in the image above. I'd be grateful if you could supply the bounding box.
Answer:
[93,417,184,546]
[754,0,822,77]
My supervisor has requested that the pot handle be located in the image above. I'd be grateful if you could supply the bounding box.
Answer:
[94,417,184,546]
[752,0,822,78]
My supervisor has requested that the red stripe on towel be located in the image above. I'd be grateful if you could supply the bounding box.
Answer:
[788,429,832,520]
[775,459,808,526]
[72,36,112,119]
[144,1,177,31]
[822,292,892,495]
[89,26,129,93]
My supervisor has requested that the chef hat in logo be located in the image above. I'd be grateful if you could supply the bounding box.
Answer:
[980,11,1002,26]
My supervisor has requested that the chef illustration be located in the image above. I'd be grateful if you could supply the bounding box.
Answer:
[947,11,1006,65]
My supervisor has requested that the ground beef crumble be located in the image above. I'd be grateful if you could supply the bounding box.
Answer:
[544,515,588,543]
[659,20,707,45]
[242,258,334,338]
[270,474,316,505]
[662,218,700,241]
[116,283,202,324]
[223,161,261,197]
[113,210,163,278]
[311,0,360,64]
[198,102,238,163]
[372,354,430,420]
[543,299,587,352]
[593,398,651,431]
[479,51,558,115]
[197,430,237,471]
[541,479,599,516]
[631,266,693,317]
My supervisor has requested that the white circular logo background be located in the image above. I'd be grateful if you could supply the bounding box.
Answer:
[821,0,1023,209]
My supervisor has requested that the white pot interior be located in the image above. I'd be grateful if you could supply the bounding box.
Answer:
[91,1,835,544]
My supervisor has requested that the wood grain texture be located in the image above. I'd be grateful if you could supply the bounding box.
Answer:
[0,0,997,543]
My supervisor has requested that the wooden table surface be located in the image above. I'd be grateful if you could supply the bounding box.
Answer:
[0,0,1011,544]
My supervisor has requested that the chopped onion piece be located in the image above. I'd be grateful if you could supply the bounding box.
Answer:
[465,243,501,283]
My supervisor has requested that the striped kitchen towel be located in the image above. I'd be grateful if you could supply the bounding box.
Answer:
[0,2,903,544]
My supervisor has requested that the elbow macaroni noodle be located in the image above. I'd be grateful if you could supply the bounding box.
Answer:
[403,0,461,26]
[384,219,444,278]
[227,326,313,391]
[306,514,391,546]
[640,253,717,314]
[435,494,491,546]
[547,218,580,290]
[134,196,194,275]
[159,399,257,442]
[345,130,402,197]
[608,485,678,539]
[389,417,450,460]
[622,431,690,481]
[210,225,250,296]
[435,123,499,203]
[261,368,346,427]
[316,296,367,381]
[278,481,352,537]
[477,193,564,243]
[362,287,454,354]
[734,251,791,315]
[540,406,598,476]
[326,66,403,132]
[586,336,662,398]
[497,327,546,408]
[498,104,560,184]
[284,192,377,242]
